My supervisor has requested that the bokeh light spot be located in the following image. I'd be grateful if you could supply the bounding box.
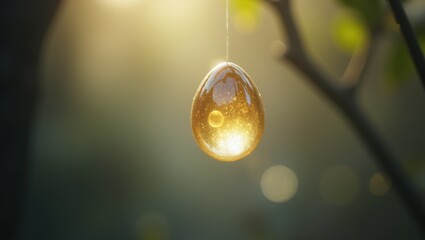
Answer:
[369,173,391,196]
[320,165,360,206]
[261,165,298,203]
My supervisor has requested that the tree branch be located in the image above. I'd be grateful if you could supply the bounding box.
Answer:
[270,0,347,104]
[266,0,425,234]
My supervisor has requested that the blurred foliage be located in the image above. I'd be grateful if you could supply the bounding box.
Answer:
[331,13,368,52]
[335,0,382,26]
[385,19,425,88]
[385,35,415,88]
[334,0,425,88]
[232,0,260,32]
[236,0,425,88]
[233,0,259,13]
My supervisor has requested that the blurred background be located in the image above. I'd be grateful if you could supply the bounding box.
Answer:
[11,0,425,239]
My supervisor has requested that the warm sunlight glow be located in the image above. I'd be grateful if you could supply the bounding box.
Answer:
[261,165,298,203]
[191,62,264,162]
[217,131,248,156]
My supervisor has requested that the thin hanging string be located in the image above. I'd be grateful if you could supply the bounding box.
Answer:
[226,0,229,64]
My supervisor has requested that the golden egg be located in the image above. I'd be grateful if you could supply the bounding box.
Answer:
[191,62,264,162]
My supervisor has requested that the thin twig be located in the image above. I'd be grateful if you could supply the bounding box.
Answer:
[387,0,425,90]
[266,0,425,234]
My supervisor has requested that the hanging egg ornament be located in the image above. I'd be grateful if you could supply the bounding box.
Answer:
[191,62,265,162]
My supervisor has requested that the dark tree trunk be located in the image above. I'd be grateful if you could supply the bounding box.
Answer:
[0,1,61,239]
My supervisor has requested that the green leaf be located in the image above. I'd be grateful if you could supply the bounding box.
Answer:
[335,0,381,26]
